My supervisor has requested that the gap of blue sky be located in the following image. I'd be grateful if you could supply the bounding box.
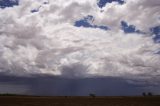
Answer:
[0,0,18,8]
[74,15,108,30]
[97,0,125,8]
[121,21,142,34]
[151,26,160,43]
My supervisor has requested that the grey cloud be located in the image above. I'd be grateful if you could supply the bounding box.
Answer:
[0,73,159,96]
[61,63,89,78]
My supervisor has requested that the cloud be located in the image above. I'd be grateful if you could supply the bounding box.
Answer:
[1,73,160,96]
[94,0,160,31]
[0,0,160,87]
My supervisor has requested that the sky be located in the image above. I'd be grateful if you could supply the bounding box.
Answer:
[0,0,160,96]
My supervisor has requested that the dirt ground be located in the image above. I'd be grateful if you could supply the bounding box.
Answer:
[0,96,160,106]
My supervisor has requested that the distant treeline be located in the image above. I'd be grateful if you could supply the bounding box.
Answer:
[0,93,160,97]
[0,93,28,96]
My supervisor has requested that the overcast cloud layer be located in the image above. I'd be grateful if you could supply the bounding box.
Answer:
[0,0,160,86]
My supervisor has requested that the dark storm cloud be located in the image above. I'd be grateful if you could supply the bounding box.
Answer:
[0,73,160,96]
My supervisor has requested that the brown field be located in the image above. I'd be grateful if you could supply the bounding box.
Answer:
[0,96,160,106]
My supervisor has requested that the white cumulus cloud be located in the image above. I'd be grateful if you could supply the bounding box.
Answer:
[0,0,160,85]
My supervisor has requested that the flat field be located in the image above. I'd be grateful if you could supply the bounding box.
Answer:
[0,96,160,106]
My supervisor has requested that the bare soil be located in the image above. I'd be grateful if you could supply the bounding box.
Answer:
[0,96,160,106]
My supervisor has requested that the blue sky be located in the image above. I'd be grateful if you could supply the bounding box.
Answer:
[0,0,18,8]
[97,0,125,8]
[0,0,160,96]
